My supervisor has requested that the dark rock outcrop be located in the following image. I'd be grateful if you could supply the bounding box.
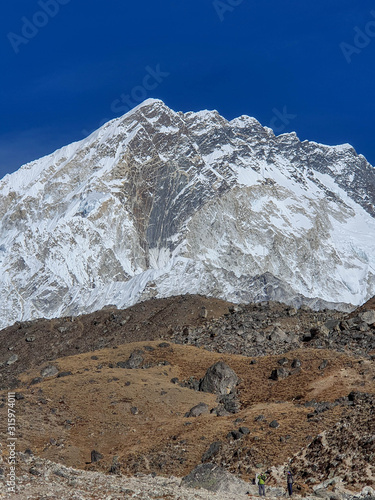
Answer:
[199,361,239,395]
[116,350,144,369]
[181,463,249,495]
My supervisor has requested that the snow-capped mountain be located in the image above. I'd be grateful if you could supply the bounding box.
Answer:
[0,99,375,329]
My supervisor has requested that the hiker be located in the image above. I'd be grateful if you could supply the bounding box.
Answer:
[257,471,267,496]
[287,471,294,496]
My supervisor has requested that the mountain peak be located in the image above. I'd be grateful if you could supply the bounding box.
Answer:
[128,97,167,113]
[0,102,374,329]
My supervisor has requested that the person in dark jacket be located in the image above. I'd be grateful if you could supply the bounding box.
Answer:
[287,471,294,496]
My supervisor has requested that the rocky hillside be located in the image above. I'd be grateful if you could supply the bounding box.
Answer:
[2,294,375,391]
[0,295,375,498]
[1,100,375,329]
[290,391,375,487]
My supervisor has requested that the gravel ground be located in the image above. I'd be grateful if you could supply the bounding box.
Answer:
[0,454,268,500]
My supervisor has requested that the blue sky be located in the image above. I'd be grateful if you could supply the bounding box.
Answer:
[1,0,375,179]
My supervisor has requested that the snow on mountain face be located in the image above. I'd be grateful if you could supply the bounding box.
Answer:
[0,98,375,329]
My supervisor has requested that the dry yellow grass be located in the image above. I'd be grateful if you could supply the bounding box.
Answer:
[2,340,374,482]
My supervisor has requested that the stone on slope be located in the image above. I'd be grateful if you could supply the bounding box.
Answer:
[40,365,58,378]
[181,463,249,495]
[116,350,144,369]
[199,362,239,395]
[184,402,209,418]
[358,310,375,325]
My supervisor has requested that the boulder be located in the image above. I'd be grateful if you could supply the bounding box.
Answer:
[291,358,302,368]
[218,393,241,414]
[278,357,289,366]
[255,414,265,422]
[158,342,170,348]
[6,354,19,366]
[117,350,144,369]
[313,487,331,498]
[325,319,341,332]
[57,371,72,378]
[185,402,209,418]
[359,310,375,325]
[319,360,328,370]
[201,441,222,462]
[239,426,250,435]
[181,463,249,495]
[319,325,330,336]
[199,362,239,395]
[40,365,58,378]
[270,367,289,380]
[269,326,288,341]
[91,450,103,463]
[109,456,120,474]
[227,430,242,440]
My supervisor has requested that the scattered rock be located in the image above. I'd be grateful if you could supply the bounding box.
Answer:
[185,402,209,418]
[201,441,222,462]
[278,357,289,366]
[319,325,330,336]
[291,358,302,368]
[214,393,241,414]
[199,361,239,395]
[325,320,341,332]
[181,463,249,495]
[109,456,120,474]
[238,426,250,435]
[226,430,242,440]
[200,307,208,318]
[358,310,375,325]
[319,360,328,370]
[269,420,279,428]
[53,467,69,478]
[91,450,103,463]
[40,365,59,378]
[6,354,19,365]
[30,377,43,385]
[270,367,289,380]
[29,466,42,476]
[117,350,144,369]
[255,415,265,422]
[269,326,288,341]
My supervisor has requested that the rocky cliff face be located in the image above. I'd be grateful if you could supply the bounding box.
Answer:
[0,99,375,328]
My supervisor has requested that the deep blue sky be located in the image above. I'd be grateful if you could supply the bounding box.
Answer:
[1,0,375,179]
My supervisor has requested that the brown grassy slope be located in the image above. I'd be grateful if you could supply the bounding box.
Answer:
[0,294,233,389]
[2,341,374,483]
